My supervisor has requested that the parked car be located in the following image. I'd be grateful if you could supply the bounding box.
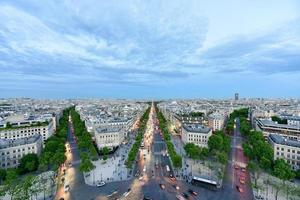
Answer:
[64,184,70,192]
[159,184,165,190]
[96,181,106,187]
[188,189,198,196]
[236,185,244,193]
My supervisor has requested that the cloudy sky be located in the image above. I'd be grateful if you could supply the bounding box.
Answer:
[0,0,300,99]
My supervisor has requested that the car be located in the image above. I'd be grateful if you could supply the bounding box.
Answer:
[143,196,153,200]
[170,175,176,182]
[123,188,131,197]
[240,176,246,184]
[236,185,244,193]
[96,181,106,187]
[159,184,165,190]
[176,194,185,200]
[107,189,118,197]
[64,184,70,192]
[182,192,190,199]
[188,189,198,196]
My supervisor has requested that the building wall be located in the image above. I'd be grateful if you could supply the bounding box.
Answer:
[182,128,212,148]
[0,120,54,143]
[0,137,43,169]
[95,131,124,150]
[269,139,300,170]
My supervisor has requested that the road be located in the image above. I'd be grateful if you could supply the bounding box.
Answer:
[222,118,254,200]
[54,109,255,200]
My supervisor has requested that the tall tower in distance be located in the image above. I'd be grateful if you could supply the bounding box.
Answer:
[235,93,239,101]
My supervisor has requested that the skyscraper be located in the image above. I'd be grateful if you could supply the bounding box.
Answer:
[235,93,239,101]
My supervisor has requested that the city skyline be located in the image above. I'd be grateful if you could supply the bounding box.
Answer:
[1,0,300,98]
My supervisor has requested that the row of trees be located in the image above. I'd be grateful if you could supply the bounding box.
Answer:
[155,104,182,168]
[125,107,151,168]
[226,108,249,133]
[39,107,71,171]
[234,109,298,199]
[207,131,231,165]
[69,107,98,173]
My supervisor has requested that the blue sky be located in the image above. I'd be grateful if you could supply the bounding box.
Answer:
[0,0,300,99]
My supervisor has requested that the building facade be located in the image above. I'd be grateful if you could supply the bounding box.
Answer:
[268,134,300,170]
[95,127,125,150]
[255,118,300,141]
[0,120,54,143]
[181,124,212,147]
[208,113,225,132]
[0,134,43,169]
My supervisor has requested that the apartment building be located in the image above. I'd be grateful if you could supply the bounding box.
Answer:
[208,113,225,132]
[255,118,300,141]
[0,120,54,142]
[281,116,300,127]
[95,127,125,150]
[268,134,300,170]
[0,134,43,169]
[182,124,212,147]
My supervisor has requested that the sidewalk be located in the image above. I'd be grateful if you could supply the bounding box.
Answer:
[84,136,136,185]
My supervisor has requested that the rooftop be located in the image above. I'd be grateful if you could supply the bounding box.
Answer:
[269,134,300,148]
[96,127,123,134]
[182,124,211,134]
[0,134,42,149]
[257,119,300,130]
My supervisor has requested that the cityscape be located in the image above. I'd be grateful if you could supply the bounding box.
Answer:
[1,1,300,200]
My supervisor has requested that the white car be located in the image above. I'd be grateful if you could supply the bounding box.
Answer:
[96,181,106,187]
[64,184,70,192]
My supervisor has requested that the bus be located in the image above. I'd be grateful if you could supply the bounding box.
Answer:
[191,176,220,190]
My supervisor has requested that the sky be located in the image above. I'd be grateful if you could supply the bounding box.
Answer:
[0,0,300,99]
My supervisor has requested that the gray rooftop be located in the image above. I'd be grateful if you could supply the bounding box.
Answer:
[269,134,300,148]
[0,134,41,149]
[96,127,122,134]
[182,124,211,134]
[258,119,300,130]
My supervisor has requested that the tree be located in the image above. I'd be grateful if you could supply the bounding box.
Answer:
[247,161,261,188]
[18,175,35,200]
[0,169,6,184]
[5,169,18,200]
[216,152,227,165]
[18,153,39,174]
[79,156,96,173]
[259,156,272,171]
[208,134,223,152]
[173,155,182,168]
[273,159,295,181]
